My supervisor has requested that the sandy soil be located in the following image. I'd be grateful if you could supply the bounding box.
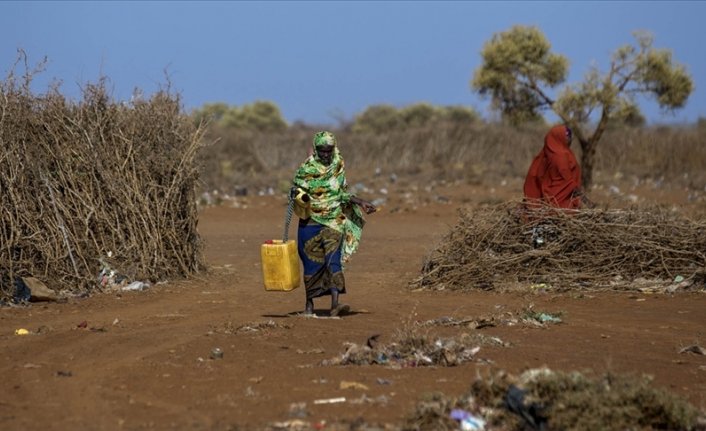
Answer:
[1,182,705,430]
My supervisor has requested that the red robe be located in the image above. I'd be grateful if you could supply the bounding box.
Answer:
[523,125,582,209]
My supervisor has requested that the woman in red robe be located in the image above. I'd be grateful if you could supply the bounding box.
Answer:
[523,124,587,209]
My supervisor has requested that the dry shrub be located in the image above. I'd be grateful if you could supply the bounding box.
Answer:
[403,392,461,431]
[0,63,205,300]
[197,124,317,195]
[413,201,706,291]
[596,126,706,188]
[404,368,702,431]
[196,121,706,195]
[196,122,542,195]
[340,123,538,183]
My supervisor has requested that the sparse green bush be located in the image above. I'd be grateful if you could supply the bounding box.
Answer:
[439,105,480,124]
[192,100,287,132]
[191,102,229,126]
[351,103,480,134]
[351,104,403,133]
[401,103,438,127]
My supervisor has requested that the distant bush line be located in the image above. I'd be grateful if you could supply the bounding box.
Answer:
[195,105,706,196]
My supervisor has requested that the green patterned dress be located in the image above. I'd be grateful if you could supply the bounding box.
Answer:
[293,132,366,300]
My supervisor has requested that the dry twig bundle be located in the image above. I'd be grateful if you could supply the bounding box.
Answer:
[413,201,706,291]
[0,59,205,300]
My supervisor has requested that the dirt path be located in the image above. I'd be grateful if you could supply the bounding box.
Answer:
[1,185,705,430]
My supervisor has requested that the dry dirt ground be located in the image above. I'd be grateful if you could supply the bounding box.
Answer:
[1,181,705,430]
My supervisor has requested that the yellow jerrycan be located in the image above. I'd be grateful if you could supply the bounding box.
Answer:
[260,190,303,291]
[261,239,300,291]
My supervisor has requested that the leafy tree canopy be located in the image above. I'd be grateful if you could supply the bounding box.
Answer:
[472,25,568,126]
[472,26,694,186]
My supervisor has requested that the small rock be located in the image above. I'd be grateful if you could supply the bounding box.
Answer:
[23,277,58,302]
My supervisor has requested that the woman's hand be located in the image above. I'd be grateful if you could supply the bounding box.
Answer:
[351,196,377,214]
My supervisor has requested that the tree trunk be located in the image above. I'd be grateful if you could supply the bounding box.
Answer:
[579,106,610,190]
[579,138,596,189]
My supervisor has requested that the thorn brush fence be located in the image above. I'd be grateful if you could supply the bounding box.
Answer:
[0,77,206,300]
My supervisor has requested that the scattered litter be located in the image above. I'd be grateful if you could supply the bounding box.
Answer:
[349,394,389,405]
[56,370,72,377]
[14,328,29,336]
[77,321,88,329]
[363,334,380,349]
[23,363,41,369]
[522,309,563,325]
[313,397,346,405]
[679,345,706,355]
[288,402,308,418]
[450,408,486,430]
[504,384,547,429]
[96,255,151,293]
[296,348,325,355]
[249,376,264,383]
[419,310,563,330]
[97,256,128,289]
[322,330,483,367]
[121,281,149,292]
[339,381,369,391]
[417,315,498,329]
[376,378,391,385]
[229,320,292,333]
[267,419,310,430]
[536,312,562,323]
[210,347,224,360]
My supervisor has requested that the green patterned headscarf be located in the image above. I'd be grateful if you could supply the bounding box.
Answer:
[293,131,365,261]
[313,131,337,148]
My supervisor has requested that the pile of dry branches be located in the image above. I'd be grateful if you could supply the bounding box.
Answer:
[413,201,706,291]
[0,62,205,301]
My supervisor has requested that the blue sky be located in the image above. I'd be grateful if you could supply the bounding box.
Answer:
[2,1,704,125]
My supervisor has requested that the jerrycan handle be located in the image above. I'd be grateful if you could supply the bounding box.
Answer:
[283,189,295,242]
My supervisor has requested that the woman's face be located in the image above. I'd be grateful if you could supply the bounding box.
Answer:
[316,145,334,165]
